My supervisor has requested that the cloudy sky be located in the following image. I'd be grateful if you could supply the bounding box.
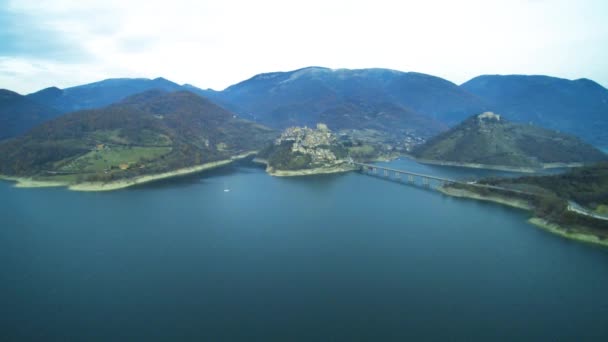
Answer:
[1,0,607,93]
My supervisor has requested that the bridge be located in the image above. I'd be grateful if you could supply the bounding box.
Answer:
[350,161,608,225]
[352,161,461,188]
[349,161,535,196]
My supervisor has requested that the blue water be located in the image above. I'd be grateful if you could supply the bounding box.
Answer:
[2,159,608,341]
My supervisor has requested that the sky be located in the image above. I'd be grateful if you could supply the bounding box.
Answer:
[1,0,607,94]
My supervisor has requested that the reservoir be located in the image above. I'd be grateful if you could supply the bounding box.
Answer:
[2,159,608,340]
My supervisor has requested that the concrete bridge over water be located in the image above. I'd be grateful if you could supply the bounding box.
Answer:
[350,161,534,197]
[352,161,461,189]
[351,161,608,224]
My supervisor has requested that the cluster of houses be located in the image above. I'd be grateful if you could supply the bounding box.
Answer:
[276,123,342,165]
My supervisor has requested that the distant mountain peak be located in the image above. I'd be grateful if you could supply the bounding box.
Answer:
[279,67,332,84]
[23,76,184,114]
[0,88,22,98]
[29,86,63,97]
[36,86,62,92]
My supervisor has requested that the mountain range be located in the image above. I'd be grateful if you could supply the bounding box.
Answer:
[198,67,486,134]
[2,67,607,148]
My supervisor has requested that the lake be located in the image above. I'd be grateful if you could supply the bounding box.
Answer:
[2,158,608,341]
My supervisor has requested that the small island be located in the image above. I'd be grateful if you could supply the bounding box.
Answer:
[255,123,356,176]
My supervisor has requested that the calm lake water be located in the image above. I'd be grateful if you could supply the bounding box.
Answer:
[2,158,608,341]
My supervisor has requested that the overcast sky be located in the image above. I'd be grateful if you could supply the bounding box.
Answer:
[1,0,607,94]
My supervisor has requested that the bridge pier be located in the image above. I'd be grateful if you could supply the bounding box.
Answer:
[395,172,400,180]
[408,175,414,183]
[383,169,388,177]
[422,177,429,187]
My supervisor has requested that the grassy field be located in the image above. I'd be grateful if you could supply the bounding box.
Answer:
[88,130,130,145]
[57,146,172,173]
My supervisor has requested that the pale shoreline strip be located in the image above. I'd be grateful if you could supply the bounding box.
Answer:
[268,165,355,177]
[413,158,585,173]
[437,186,533,210]
[252,158,355,177]
[0,151,257,192]
[528,218,608,247]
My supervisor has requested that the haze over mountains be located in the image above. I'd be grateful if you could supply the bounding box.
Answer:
[2,66,608,148]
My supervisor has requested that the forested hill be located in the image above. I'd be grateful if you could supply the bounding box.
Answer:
[0,90,276,182]
[412,112,607,168]
[484,162,608,210]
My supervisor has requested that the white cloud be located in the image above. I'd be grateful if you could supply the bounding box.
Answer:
[1,0,608,93]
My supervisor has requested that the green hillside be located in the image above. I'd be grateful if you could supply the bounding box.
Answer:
[0,90,276,184]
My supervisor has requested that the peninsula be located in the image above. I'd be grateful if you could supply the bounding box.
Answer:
[256,123,356,176]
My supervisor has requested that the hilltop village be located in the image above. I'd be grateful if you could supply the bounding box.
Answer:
[255,124,354,176]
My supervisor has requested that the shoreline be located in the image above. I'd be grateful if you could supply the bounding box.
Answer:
[437,186,533,210]
[252,158,355,176]
[1,151,257,192]
[439,185,608,248]
[413,158,585,173]
[528,218,608,247]
[268,164,355,177]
